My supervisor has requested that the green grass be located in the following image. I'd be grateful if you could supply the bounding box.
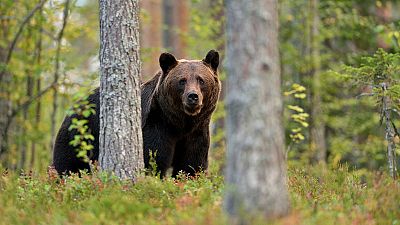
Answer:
[0,165,399,225]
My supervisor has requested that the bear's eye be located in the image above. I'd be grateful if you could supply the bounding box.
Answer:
[179,79,186,86]
[198,78,205,85]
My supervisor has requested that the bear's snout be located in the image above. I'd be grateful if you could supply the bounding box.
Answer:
[183,91,203,116]
[187,92,199,105]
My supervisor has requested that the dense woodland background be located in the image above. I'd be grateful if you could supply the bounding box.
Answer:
[1,0,400,224]
[1,0,400,174]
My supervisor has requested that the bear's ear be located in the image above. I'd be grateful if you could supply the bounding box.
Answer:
[159,52,178,74]
[203,50,219,73]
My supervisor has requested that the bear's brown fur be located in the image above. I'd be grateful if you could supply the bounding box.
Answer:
[52,50,221,178]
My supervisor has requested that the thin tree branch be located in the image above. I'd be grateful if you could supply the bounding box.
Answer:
[355,92,375,99]
[9,81,59,119]
[41,28,57,41]
[391,120,400,137]
[2,80,62,156]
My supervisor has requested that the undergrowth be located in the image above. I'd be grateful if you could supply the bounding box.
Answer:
[0,164,399,225]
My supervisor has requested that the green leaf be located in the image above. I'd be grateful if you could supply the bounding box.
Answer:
[288,105,304,112]
[294,93,306,99]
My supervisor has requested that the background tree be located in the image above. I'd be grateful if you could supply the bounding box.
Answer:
[140,0,163,79]
[98,0,143,180]
[162,0,189,58]
[225,0,289,220]
[339,49,400,178]
[50,0,71,153]
[308,0,327,163]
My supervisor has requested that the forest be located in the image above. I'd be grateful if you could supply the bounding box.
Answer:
[1,0,400,224]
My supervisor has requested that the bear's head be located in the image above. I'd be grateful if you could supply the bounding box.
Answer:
[157,50,220,117]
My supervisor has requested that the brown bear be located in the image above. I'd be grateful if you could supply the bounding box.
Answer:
[52,50,221,178]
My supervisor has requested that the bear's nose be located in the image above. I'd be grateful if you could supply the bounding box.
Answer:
[187,92,199,105]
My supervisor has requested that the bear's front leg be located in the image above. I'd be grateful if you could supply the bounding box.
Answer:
[142,125,176,178]
[172,127,210,177]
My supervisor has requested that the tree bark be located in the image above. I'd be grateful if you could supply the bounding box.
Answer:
[309,0,327,163]
[99,0,144,180]
[225,0,290,220]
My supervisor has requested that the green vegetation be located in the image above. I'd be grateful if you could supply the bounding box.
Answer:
[2,0,400,223]
[67,92,96,163]
[0,164,398,225]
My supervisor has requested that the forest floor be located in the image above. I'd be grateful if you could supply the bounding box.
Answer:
[0,164,398,225]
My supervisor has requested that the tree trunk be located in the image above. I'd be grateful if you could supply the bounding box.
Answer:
[225,0,290,220]
[0,47,11,163]
[140,0,163,79]
[382,83,397,179]
[50,0,70,152]
[162,0,188,58]
[20,15,35,170]
[171,0,188,58]
[20,65,34,171]
[309,0,327,163]
[30,4,43,169]
[0,15,11,162]
[99,0,144,180]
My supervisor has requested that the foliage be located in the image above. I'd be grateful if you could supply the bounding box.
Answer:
[0,0,99,171]
[280,0,400,169]
[337,49,400,177]
[1,165,399,224]
[1,166,225,225]
[188,0,225,59]
[285,83,309,144]
[342,49,400,105]
[67,92,96,162]
[287,164,400,225]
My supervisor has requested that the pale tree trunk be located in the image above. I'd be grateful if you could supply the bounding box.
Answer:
[31,5,43,169]
[225,0,290,220]
[171,0,188,58]
[99,0,144,180]
[162,0,188,58]
[382,83,397,179]
[20,15,35,170]
[309,0,326,163]
[50,0,70,152]
[140,0,163,79]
